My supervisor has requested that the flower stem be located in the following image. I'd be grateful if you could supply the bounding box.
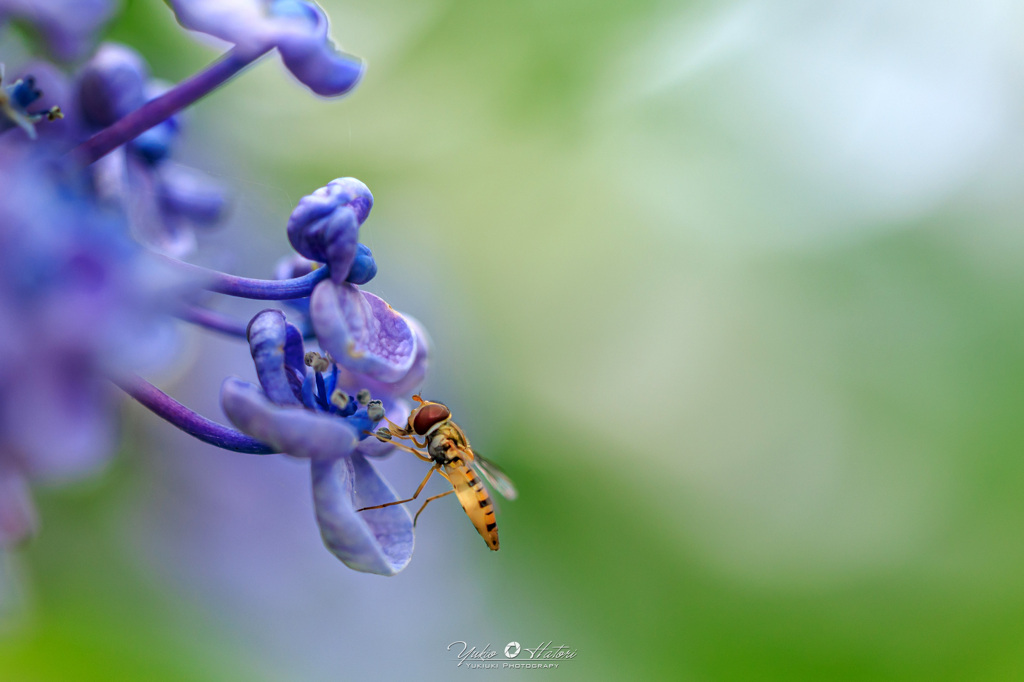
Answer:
[71,47,269,166]
[162,255,329,300]
[176,305,315,339]
[113,373,277,454]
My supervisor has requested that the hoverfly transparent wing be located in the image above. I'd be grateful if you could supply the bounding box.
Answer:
[471,453,518,501]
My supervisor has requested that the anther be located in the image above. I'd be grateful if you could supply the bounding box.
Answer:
[374,428,393,441]
[366,399,385,422]
[356,388,371,405]
[330,388,348,410]
[304,351,331,372]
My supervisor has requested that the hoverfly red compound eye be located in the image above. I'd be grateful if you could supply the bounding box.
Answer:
[412,402,451,435]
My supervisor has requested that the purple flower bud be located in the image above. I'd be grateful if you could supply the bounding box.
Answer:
[77,43,150,128]
[168,0,364,97]
[345,243,377,285]
[286,177,373,282]
[128,79,181,165]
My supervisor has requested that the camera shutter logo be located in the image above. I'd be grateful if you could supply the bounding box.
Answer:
[504,641,521,658]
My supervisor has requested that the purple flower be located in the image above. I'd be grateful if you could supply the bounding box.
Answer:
[220,308,421,574]
[168,0,363,96]
[75,44,229,254]
[0,144,178,547]
[0,0,116,61]
[0,64,64,139]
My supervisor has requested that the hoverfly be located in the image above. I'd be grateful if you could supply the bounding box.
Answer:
[357,395,516,550]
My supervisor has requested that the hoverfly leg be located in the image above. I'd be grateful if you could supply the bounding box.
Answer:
[413,490,454,526]
[369,431,433,462]
[356,464,439,512]
[390,440,432,463]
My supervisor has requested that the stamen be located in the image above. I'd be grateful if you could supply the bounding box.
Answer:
[374,428,393,441]
[314,370,329,410]
[366,400,385,422]
[304,351,331,372]
[356,388,371,405]
[330,388,348,410]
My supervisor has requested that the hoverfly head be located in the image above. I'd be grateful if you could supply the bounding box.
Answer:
[410,400,451,436]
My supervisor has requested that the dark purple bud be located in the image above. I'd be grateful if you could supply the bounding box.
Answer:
[345,243,377,285]
[287,178,373,282]
[77,43,149,128]
[127,80,181,163]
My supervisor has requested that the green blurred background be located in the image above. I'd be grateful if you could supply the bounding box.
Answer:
[4,0,1024,679]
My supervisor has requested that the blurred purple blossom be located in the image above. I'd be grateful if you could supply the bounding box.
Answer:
[76,43,228,255]
[0,65,63,139]
[0,144,178,547]
[0,0,116,61]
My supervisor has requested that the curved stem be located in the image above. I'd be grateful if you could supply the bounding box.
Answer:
[175,305,249,337]
[113,373,277,455]
[176,305,317,339]
[162,255,329,300]
[71,47,269,166]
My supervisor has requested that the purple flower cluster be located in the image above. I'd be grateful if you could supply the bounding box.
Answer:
[0,1,430,575]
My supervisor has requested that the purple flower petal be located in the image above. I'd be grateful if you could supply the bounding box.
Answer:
[334,317,429,401]
[311,454,413,575]
[247,309,302,406]
[220,377,357,459]
[286,178,372,282]
[310,281,416,383]
[168,0,364,96]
